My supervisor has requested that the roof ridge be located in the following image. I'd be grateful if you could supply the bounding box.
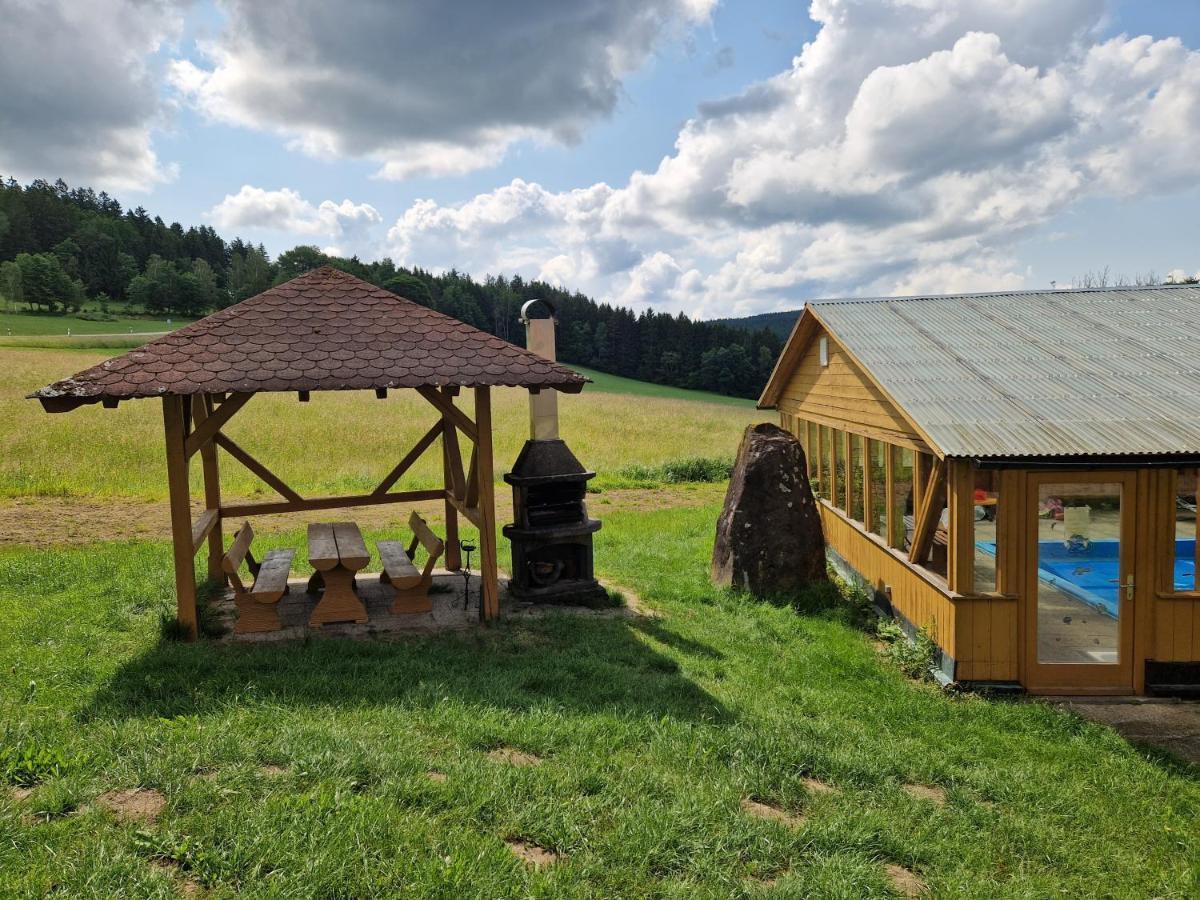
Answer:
[806,283,1200,307]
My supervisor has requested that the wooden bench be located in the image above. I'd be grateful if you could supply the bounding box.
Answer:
[222,522,295,634]
[379,512,445,614]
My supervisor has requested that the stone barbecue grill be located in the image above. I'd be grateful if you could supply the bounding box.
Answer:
[503,301,606,605]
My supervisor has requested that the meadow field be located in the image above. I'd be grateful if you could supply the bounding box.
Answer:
[0,349,761,501]
[0,310,188,337]
[1,341,1198,897]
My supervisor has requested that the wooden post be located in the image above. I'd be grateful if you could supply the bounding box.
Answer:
[441,389,461,571]
[163,395,198,639]
[474,386,500,620]
[947,458,975,594]
[194,395,224,582]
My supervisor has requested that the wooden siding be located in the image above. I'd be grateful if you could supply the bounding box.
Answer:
[820,504,959,660]
[776,324,929,452]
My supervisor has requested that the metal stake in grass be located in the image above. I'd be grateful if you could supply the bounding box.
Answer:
[460,540,477,613]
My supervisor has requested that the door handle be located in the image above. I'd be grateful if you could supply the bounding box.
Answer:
[1125,575,1134,602]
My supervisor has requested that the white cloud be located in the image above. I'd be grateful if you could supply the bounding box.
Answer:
[0,0,183,191]
[208,186,382,255]
[384,0,1200,317]
[170,0,714,180]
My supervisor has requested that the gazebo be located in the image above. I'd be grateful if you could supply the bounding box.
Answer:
[30,266,587,638]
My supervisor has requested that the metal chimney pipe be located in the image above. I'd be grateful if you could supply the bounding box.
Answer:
[520,299,558,441]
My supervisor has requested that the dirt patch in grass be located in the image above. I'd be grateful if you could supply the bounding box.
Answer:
[903,783,947,806]
[0,486,721,547]
[8,785,34,802]
[150,860,204,896]
[801,776,836,795]
[884,863,928,896]
[96,788,167,824]
[426,771,448,783]
[740,798,804,829]
[259,765,288,778]
[487,747,543,766]
[506,838,559,868]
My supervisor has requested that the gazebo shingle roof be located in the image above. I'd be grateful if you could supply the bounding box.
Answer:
[31,266,588,406]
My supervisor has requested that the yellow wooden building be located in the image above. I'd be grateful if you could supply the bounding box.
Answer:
[759,285,1200,695]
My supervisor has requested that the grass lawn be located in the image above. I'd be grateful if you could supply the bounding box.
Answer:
[1,349,766,500]
[2,504,1198,897]
[572,365,756,408]
[0,310,189,337]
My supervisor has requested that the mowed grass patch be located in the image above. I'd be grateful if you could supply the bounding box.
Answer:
[1,506,1197,897]
[0,310,189,336]
[571,365,755,408]
[1,347,765,500]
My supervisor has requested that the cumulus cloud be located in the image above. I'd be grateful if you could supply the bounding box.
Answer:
[384,0,1200,316]
[208,186,381,255]
[170,0,714,179]
[0,0,183,191]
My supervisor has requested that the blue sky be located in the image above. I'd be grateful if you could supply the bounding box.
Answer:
[4,1,1200,317]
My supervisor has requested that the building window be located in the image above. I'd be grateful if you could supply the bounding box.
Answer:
[819,336,829,366]
[1174,468,1198,593]
[818,425,832,501]
[890,446,913,550]
[868,439,887,539]
[849,434,865,522]
[973,469,1001,593]
[806,420,819,494]
[832,428,846,511]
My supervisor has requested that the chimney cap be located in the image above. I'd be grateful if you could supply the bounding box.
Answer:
[520,298,557,324]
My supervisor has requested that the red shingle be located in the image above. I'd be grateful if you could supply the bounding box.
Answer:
[31,267,588,405]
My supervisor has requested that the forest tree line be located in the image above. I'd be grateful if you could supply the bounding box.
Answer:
[0,177,782,398]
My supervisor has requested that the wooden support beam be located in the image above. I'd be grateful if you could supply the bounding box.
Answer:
[442,389,461,571]
[417,386,478,443]
[442,417,466,499]
[474,386,500,621]
[371,420,442,496]
[191,508,219,554]
[192,394,225,581]
[465,444,480,509]
[221,488,444,518]
[913,451,931,519]
[946,458,975,594]
[909,457,947,565]
[213,432,304,503]
[163,396,198,640]
[445,490,484,529]
[184,391,253,458]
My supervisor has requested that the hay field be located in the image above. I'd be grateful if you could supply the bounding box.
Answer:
[1,347,766,500]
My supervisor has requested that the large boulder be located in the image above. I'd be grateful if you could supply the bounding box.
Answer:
[712,422,826,596]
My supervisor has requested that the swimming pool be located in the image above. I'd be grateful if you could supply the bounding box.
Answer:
[978,539,1196,618]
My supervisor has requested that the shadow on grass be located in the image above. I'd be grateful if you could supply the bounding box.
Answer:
[84,612,731,725]
[629,617,724,660]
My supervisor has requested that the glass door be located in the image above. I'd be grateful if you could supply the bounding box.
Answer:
[1024,471,1136,693]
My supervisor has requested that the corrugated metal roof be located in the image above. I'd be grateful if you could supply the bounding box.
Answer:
[806,284,1200,458]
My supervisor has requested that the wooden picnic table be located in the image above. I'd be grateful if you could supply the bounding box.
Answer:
[307,521,370,626]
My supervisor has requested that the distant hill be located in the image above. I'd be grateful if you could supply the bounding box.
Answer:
[712,309,801,339]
